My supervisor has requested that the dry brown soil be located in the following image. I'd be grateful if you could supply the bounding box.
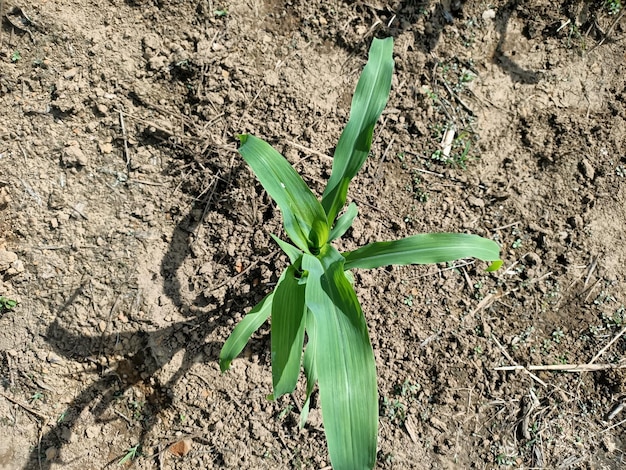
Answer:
[1,0,625,468]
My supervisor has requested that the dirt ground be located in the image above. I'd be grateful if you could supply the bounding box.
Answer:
[1,0,625,468]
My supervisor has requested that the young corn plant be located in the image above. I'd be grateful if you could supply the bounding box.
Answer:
[219,37,501,470]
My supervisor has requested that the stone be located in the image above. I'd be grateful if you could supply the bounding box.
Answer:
[45,447,58,461]
[168,438,192,457]
[99,142,113,154]
[148,55,167,70]
[63,67,79,79]
[467,196,485,208]
[85,425,100,439]
[47,352,64,365]
[0,250,18,271]
[482,9,496,20]
[62,142,88,167]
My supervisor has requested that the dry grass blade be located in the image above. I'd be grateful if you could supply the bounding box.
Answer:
[491,334,547,387]
[495,362,626,372]
[495,326,626,373]
[589,325,626,365]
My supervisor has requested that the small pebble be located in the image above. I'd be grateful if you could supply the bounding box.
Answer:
[47,352,64,365]
[467,196,485,208]
[61,142,88,168]
[85,425,100,439]
[45,447,58,461]
[168,438,192,457]
[0,250,18,271]
[98,142,113,153]
[482,9,496,20]
[60,427,73,442]
[63,67,79,79]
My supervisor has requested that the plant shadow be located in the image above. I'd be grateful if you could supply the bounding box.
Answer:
[21,202,251,468]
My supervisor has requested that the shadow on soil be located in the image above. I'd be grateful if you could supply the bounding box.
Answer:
[24,204,250,468]
[394,0,542,83]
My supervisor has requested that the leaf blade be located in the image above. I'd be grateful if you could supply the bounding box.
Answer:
[321,37,394,224]
[219,292,273,372]
[328,202,358,242]
[300,311,318,429]
[343,233,501,270]
[303,248,378,470]
[270,234,303,265]
[271,265,307,398]
[239,134,329,252]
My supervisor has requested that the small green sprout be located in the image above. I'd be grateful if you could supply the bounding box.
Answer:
[219,38,501,470]
[495,452,517,466]
[129,400,145,420]
[277,404,294,420]
[214,8,228,17]
[397,379,420,397]
[0,296,17,314]
[118,444,139,465]
[30,392,44,403]
[11,51,21,63]
[605,0,622,14]
[551,328,564,344]
[381,396,406,424]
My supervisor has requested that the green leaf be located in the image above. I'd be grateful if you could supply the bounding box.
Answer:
[300,312,318,429]
[486,259,503,272]
[239,134,329,252]
[343,233,501,270]
[219,292,273,372]
[270,234,303,265]
[271,265,307,398]
[328,202,358,241]
[0,296,18,312]
[321,37,394,225]
[303,247,378,470]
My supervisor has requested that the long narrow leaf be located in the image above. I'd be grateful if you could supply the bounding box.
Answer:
[300,312,318,429]
[328,202,358,242]
[271,265,307,398]
[239,134,329,252]
[343,233,501,270]
[270,234,303,265]
[219,292,273,372]
[321,37,394,224]
[303,247,378,470]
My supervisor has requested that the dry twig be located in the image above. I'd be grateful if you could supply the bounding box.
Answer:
[495,362,626,373]
[0,391,50,422]
[589,325,626,365]
[119,109,131,171]
[491,334,547,387]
